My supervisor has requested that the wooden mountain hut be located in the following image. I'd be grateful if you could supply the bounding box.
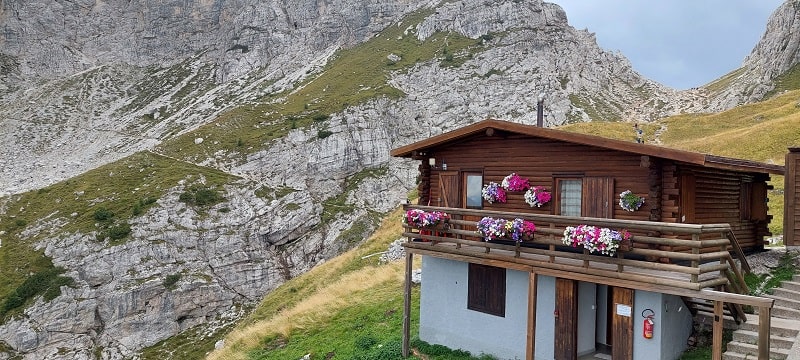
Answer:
[391,119,785,360]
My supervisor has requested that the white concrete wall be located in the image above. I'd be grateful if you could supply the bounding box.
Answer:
[419,256,693,360]
[632,291,693,360]
[419,256,530,359]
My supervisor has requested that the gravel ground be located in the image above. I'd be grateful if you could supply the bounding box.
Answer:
[747,246,799,274]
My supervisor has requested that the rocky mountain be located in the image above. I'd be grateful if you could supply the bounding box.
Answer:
[702,0,800,110]
[0,0,793,359]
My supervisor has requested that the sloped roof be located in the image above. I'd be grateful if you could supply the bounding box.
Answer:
[390,119,785,175]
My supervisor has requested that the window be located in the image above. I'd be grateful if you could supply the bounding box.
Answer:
[467,263,506,317]
[465,173,483,209]
[558,179,582,216]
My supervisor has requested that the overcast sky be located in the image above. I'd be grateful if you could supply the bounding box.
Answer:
[551,0,785,90]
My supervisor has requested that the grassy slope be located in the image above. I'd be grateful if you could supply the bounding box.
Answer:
[205,207,416,360]
[0,152,237,322]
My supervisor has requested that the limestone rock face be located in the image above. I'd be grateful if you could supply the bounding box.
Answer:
[0,0,787,358]
[702,0,800,110]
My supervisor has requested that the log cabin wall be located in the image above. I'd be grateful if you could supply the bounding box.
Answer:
[424,133,653,220]
[675,164,770,251]
[418,132,770,252]
[786,148,800,247]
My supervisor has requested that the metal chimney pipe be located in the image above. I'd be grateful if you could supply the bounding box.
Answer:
[536,92,545,127]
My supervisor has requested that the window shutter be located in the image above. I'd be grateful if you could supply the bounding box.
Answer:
[467,263,506,317]
[582,177,614,219]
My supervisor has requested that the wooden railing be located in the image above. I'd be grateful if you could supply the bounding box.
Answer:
[404,205,747,290]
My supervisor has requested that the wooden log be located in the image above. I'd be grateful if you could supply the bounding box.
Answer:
[402,252,413,358]
[713,300,723,360]
[758,306,771,360]
[526,272,537,360]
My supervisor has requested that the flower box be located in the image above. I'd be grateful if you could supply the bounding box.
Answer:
[476,217,536,242]
[562,225,632,257]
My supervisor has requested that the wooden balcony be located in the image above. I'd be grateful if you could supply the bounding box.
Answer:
[399,205,776,359]
[402,205,750,297]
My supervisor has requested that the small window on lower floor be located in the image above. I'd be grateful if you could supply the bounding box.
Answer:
[467,263,506,317]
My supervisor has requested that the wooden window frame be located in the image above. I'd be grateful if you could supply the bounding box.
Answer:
[463,171,484,210]
[554,177,583,216]
[467,263,506,317]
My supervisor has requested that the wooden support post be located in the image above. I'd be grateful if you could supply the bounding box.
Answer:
[402,252,413,358]
[691,234,700,283]
[758,306,771,360]
[526,272,538,360]
[712,300,723,360]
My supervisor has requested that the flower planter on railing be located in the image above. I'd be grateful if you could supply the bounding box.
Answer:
[476,217,535,242]
[404,209,450,242]
[562,224,632,257]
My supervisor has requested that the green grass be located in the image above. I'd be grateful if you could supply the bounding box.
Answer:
[744,251,798,296]
[246,286,418,360]
[559,121,661,143]
[660,90,800,164]
[679,329,733,360]
[0,152,237,323]
[704,67,746,95]
[763,62,800,98]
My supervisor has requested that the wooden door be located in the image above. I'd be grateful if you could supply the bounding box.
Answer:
[582,177,614,218]
[611,287,634,360]
[439,171,460,208]
[554,278,578,360]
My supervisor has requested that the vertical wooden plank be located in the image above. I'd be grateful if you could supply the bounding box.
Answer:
[526,272,538,360]
[712,300,723,360]
[785,149,799,246]
[402,252,413,358]
[758,306,771,360]
[439,171,461,208]
[680,173,696,223]
[555,278,578,360]
[612,287,634,360]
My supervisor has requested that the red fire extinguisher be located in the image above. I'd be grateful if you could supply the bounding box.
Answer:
[642,309,655,339]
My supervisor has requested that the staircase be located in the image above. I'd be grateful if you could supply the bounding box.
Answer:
[722,275,800,360]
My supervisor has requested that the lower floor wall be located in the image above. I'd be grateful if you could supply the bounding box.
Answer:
[419,256,693,360]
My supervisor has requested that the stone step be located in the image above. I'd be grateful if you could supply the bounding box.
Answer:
[771,305,800,321]
[780,280,800,293]
[793,274,800,283]
[772,287,800,303]
[722,351,778,360]
[725,341,789,360]
[738,313,800,338]
[767,293,800,311]
[732,329,795,349]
